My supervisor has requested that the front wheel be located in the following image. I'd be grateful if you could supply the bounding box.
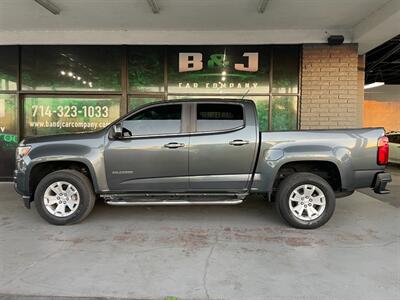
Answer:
[34,170,96,225]
[275,172,336,229]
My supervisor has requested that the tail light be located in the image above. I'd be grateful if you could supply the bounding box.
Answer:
[377,136,389,165]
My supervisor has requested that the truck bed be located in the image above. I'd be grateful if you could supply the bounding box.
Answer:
[251,128,386,193]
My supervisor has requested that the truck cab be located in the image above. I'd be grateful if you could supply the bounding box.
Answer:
[104,100,258,193]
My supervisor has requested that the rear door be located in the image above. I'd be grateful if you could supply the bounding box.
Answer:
[188,102,258,192]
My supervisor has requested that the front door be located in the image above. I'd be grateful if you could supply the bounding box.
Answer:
[188,102,258,192]
[104,103,190,192]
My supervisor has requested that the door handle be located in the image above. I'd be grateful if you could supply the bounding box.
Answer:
[229,139,249,146]
[164,142,185,149]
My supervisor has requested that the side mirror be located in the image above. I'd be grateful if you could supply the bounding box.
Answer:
[113,123,123,139]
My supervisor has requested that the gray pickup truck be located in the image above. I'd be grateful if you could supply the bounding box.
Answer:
[14,99,391,229]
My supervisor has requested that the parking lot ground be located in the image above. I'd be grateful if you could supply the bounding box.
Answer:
[0,182,399,300]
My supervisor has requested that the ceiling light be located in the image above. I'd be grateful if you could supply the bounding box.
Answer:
[364,82,385,89]
[77,76,81,80]
[221,77,226,81]
[60,70,65,75]
[34,0,61,15]
[222,71,227,76]
[83,81,87,84]
[146,0,160,14]
[68,72,73,77]
[257,0,270,14]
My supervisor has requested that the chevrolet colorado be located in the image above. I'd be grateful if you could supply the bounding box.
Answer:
[14,99,391,228]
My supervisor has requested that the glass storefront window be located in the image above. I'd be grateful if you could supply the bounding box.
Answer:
[271,96,298,131]
[251,96,269,132]
[21,46,122,91]
[0,44,301,178]
[24,96,121,136]
[128,46,165,93]
[272,46,299,94]
[0,94,18,177]
[168,46,270,94]
[0,46,17,91]
[128,97,163,112]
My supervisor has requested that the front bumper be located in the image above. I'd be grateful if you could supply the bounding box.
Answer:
[373,172,392,194]
[13,169,32,209]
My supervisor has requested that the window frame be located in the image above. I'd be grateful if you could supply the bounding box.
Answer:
[190,101,246,135]
[108,101,191,140]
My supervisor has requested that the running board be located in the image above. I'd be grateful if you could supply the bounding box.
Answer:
[105,199,243,206]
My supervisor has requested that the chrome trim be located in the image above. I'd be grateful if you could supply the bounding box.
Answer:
[108,100,249,140]
[101,192,248,199]
[105,199,243,206]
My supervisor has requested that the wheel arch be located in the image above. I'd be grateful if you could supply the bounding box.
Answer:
[272,160,343,193]
[27,159,99,197]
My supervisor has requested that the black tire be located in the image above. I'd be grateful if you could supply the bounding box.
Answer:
[275,172,336,229]
[34,170,96,225]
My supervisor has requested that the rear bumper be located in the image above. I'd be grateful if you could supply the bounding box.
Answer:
[373,172,392,194]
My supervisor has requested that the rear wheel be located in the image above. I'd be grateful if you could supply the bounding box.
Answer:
[275,172,336,229]
[34,170,96,225]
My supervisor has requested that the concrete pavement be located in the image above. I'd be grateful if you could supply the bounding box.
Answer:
[0,183,399,300]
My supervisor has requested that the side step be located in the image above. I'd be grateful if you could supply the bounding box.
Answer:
[105,199,243,206]
[101,193,246,206]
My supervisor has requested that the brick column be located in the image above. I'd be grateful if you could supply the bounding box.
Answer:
[300,44,362,129]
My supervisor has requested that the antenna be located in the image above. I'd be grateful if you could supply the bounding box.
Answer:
[241,89,250,99]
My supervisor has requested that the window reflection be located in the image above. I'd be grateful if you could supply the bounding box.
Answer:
[272,46,299,94]
[128,97,163,112]
[0,46,17,91]
[0,94,17,177]
[128,46,164,93]
[21,46,122,91]
[124,104,182,135]
[271,96,298,131]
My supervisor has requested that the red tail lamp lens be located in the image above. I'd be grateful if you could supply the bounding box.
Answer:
[377,136,389,165]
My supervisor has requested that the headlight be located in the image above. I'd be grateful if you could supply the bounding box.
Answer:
[16,146,31,159]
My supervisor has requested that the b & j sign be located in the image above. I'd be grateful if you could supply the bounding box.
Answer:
[178,52,259,72]
[167,46,269,94]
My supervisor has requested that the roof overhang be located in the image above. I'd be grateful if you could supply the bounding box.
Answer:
[0,0,399,54]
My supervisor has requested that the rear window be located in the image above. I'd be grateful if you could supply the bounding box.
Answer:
[196,103,244,132]
[388,134,400,144]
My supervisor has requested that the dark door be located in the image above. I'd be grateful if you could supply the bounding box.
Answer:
[188,102,258,192]
[104,103,190,192]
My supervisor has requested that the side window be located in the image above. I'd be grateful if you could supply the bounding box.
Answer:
[196,103,244,132]
[123,104,182,136]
